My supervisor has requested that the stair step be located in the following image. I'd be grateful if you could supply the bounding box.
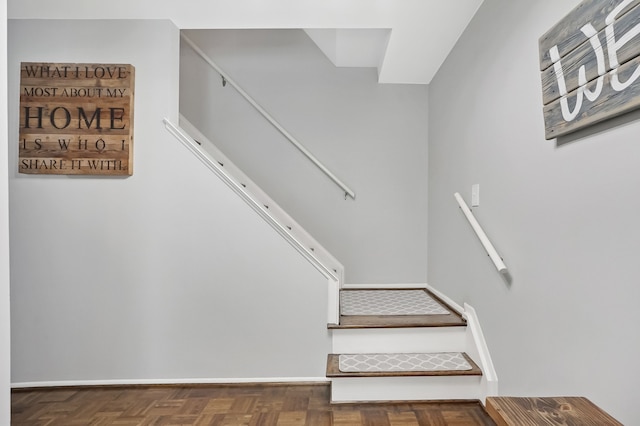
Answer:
[327,351,484,403]
[326,352,482,378]
[330,288,465,329]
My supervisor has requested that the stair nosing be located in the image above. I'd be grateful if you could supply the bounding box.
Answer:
[328,321,467,330]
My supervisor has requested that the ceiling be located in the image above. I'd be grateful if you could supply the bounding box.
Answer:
[8,0,485,84]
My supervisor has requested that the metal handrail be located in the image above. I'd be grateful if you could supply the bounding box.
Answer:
[454,192,507,274]
[181,32,356,200]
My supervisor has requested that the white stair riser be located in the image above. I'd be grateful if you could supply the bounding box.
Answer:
[331,327,467,354]
[330,376,483,403]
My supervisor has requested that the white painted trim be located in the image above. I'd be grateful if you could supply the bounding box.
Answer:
[12,377,330,389]
[330,375,483,403]
[331,327,467,354]
[164,117,343,284]
[165,117,343,324]
[464,303,498,399]
[328,279,340,324]
[342,283,428,289]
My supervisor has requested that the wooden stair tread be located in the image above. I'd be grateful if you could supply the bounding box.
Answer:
[329,314,466,329]
[329,288,466,329]
[326,352,482,378]
[486,397,623,426]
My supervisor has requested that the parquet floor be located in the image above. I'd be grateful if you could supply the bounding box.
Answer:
[12,383,496,425]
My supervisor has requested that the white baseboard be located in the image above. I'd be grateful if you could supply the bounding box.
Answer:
[11,377,330,389]
[343,283,428,289]
[463,303,498,384]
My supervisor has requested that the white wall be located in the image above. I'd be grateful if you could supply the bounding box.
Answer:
[1,0,11,422]
[428,1,640,423]
[180,29,429,284]
[9,19,330,385]
[7,0,484,84]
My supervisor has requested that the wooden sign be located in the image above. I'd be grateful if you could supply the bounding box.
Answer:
[539,0,640,139]
[19,62,135,175]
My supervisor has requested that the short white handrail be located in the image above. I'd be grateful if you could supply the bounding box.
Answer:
[454,192,507,274]
[181,32,356,200]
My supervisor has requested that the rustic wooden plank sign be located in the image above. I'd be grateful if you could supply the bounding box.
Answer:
[19,62,135,175]
[539,0,640,139]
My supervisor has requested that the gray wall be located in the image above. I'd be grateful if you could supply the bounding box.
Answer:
[9,19,330,384]
[428,0,640,423]
[180,29,429,284]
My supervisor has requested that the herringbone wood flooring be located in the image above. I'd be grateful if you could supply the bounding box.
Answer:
[11,383,495,425]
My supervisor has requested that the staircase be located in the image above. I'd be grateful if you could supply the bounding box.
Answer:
[326,287,496,403]
[165,105,496,405]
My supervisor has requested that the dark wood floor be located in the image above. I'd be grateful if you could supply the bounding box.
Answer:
[486,396,623,426]
[12,383,496,425]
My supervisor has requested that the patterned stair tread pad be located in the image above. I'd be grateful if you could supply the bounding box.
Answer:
[340,290,450,316]
[338,352,472,373]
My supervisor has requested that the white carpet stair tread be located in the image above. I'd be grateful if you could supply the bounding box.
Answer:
[340,289,450,316]
[339,352,472,373]
[327,352,482,378]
